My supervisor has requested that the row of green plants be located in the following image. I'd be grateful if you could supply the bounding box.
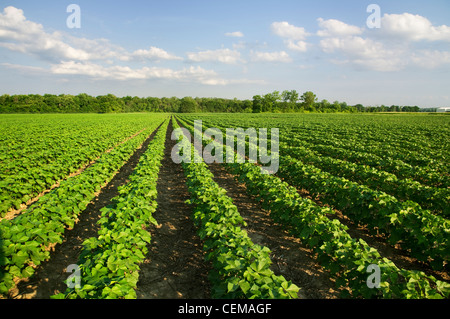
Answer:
[53,119,169,299]
[0,118,166,296]
[190,112,448,171]
[281,143,450,217]
[277,154,450,271]
[280,133,449,189]
[231,161,450,299]
[283,126,448,177]
[178,116,450,299]
[172,119,300,299]
[0,114,168,217]
[180,116,449,270]
[190,114,448,189]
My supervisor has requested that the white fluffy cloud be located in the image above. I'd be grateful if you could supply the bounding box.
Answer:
[317,18,363,37]
[186,48,242,64]
[0,6,244,85]
[271,21,309,40]
[380,13,450,42]
[0,6,182,63]
[2,3,450,88]
[0,6,92,61]
[271,21,309,52]
[317,15,450,71]
[124,46,183,62]
[250,50,292,63]
[51,61,225,84]
[410,50,450,68]
[225,31,244,38]
[285,40,309,52]
[1,62,47,74]
[319,35,405,71]
[50,61,265,86]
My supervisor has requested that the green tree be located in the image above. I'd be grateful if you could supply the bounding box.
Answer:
[331,100,342,112]
[96,94,123,113]
[262,91,281,112]
[316,99,330,113]
[179,97,198,113]
[281,90,299,112]
[145,97,161,112]
[242,100,253,113]
[252,95,263,113]
[76,93,94,113]
[300,91,317,111]
[57,94,77,113]
[0,94,12,113]
[354,104,365,112]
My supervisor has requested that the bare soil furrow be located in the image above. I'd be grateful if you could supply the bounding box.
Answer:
[207,162,341,299]
[177,118,340,299]
[136,119,211,299]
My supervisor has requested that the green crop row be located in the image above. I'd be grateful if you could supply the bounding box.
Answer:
[282,125,449,177]
[182,113,449,175]
[0,114,168,217]
[280,143,450,217]
[53,119,169,299]
[0,118,166,296]
[277,154,450,271]
[182,114,449,188]
[172,119,300,299]
[179,116,449,270]
[179,113,448,160]
[178,116,450,299]
[281,133,449,189]
[231,162,450,299]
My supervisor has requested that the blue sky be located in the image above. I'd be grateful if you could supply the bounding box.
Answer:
[0,0,449,107]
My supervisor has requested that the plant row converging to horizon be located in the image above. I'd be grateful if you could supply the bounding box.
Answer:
[0,112,449,299]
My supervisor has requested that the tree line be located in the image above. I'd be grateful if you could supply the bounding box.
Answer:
[0,92,424,114]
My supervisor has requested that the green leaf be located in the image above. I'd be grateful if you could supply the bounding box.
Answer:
[22,266,35,278]
[12,250,28,268]
[82,284,96,291]
[9,265,22,277]
[239,281,251,294]
[111,285,123,297]
[227,282,238,293]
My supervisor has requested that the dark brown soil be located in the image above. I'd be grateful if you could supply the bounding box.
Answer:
[206,162,341,299]
[179,118,341,299]
[285,183,449,283]
[135,119,211,299]
[326,204,450,282]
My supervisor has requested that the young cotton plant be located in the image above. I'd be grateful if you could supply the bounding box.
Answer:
[175,120,300,299]
[53,120,168,299]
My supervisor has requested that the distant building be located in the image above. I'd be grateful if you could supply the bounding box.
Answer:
[437,107,450,113]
